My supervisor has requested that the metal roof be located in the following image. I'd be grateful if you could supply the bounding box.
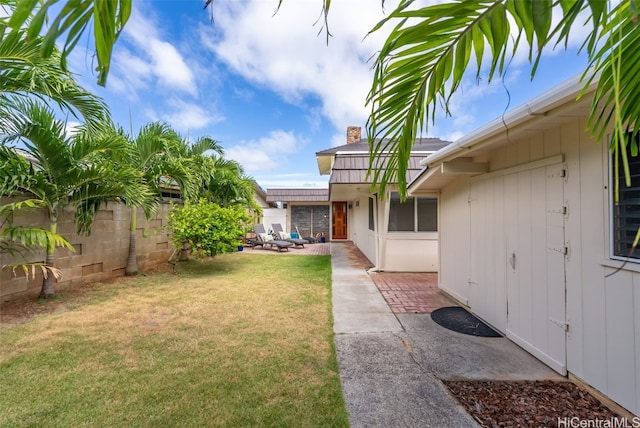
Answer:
[266,188,329,202]
[315,137,451,156]
[329,154,432,185]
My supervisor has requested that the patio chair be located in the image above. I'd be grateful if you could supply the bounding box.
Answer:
[253,224,294,252]
[245,234,263,249]
[271,223,309,248]
[295,226,316,244]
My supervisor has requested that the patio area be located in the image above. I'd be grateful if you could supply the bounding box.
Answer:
[241,242,330,255]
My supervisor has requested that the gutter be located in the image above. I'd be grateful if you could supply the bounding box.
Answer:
[421,73,597,168]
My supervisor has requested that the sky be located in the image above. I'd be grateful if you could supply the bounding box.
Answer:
[67,0,592,190]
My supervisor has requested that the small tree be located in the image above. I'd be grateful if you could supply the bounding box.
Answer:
[167,200,249,260]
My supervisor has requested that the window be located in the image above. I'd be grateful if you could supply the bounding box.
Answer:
[388,192,437,232]
[612,134,640,259]
[368,197,375,231]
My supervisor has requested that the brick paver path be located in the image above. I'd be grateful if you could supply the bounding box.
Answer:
[370,272,456,314]
[342,242,456,314]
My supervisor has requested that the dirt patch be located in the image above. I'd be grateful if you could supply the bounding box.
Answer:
[1,265,173,325]
[445,380,625,427]
[1,283,99,325]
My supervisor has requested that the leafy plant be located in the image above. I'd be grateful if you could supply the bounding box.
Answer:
[0,199,73,279]
[167,200,249,259]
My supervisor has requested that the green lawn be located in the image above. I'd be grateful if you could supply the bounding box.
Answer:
[0,254,349,427]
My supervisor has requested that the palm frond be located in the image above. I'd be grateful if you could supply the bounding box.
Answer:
[0,28,110,130]
[8,0,132,86]
[366,0,606,198]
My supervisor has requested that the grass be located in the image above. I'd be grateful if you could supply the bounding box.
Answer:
[0,253,349,427]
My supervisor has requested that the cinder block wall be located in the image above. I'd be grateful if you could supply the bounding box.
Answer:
[290,205,330,237]
[1,199,174,303]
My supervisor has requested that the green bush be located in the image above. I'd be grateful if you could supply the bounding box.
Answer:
[167,200,249,258]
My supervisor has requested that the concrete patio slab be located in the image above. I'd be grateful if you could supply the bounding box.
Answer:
[330,241,565,427]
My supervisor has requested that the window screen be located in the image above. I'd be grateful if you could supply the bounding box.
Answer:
[613,134,640,259]
[388,193,414,231]
[388,193,437,232]
[417,198,438,232]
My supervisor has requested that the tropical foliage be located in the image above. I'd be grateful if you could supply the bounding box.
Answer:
[167,200,249,259]
[366,0,640,198]
[3,0,132,86]
[0,198,73,280]
[0,100,153,297]
[10,0,640,203]
[0,2,261,298]
[206,157,263,216]
[0,26,109,133]
[110,122,194,275]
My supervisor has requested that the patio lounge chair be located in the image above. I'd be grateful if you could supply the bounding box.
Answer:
[253,224,294,252]
[271,224,309,248]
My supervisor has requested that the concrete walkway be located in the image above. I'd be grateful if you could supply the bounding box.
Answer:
[330,242,563,428]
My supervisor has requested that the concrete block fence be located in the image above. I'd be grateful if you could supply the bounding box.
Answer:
[1,199,175,303]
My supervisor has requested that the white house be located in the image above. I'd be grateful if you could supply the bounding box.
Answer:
[408,75,640,416]
[313,126,450,271]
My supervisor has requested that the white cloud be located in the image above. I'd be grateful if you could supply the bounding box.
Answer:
[202,0,592,144]
[63,121,82,137]
[111,7,197,97]
[202,0,399,132]
[161,99,223,133]
[225,130,308,172]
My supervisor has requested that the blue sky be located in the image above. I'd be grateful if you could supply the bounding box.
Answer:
[67,0,591,190]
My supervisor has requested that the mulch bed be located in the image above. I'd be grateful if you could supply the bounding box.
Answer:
[444,380,624,427]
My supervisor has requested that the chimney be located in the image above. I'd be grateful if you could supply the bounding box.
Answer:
[347,126,361,144]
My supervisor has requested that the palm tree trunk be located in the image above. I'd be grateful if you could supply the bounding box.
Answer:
[125,206,138,276]
[40,222,57,299]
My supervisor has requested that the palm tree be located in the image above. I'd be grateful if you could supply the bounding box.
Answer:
[205,157,262,216]
[118,122,195,276]
[0,27,109,133]
[0,100,152,298]
[169,135,225,197]
[172,137,261,216]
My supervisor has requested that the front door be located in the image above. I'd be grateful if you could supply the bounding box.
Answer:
[332,202,347,239]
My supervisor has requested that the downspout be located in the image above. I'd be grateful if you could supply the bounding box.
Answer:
[370,191,390,272]
[370,193,382,272]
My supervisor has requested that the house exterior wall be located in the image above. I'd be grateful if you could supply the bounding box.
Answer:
[436,115,640,415]
[383,234,438,272]
[347,198,377,265]
[1,200,174,303]
[326,189,438,272]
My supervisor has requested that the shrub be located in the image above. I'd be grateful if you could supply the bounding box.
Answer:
[167,200,249,259]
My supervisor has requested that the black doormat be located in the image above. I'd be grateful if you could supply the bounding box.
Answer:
[431,306,502,337]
